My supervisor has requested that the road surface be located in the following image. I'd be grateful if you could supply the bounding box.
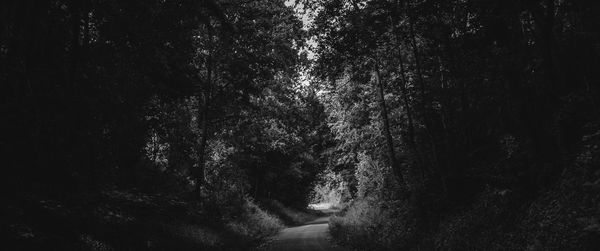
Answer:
[261,209,344,251]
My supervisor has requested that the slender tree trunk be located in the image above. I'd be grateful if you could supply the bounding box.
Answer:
[397,54,415,146]
[391,11,426,186]
[195,92,210,200]
[397,54,427,185]
[195,25,213,200]
[388,7,415,146]
[436,53,450,197]
[387,6,427,188]
[374,64,405,187]
[411,19,445,179]
[409,21,426,100]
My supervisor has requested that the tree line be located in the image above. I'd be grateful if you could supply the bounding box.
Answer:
[3,0,328,208]
[309,0,600,249]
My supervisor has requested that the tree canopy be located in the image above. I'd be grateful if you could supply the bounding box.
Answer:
[3,0,600,250]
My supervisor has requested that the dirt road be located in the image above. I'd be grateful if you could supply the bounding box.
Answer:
[261,211,344,251]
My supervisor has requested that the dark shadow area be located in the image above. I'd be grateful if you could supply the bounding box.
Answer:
[3,0,600,250]
[2,0,325,250]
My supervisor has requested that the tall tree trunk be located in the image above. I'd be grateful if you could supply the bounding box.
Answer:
[397,53,415,146]
[388,6,414,146]
[391,11,427,186]
[195,91,210,200]
[397,53,427,185]
[195,25,214,200]
[374,64,405,187]
[409,21,426,100]
[435,48,450,198]
[409,17,445,189]
[389,5,423,186]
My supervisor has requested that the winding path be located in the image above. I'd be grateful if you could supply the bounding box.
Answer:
[262,209,344,251]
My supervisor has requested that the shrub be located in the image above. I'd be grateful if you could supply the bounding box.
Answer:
[226,198,284,239]
[329,198,414,250]
[263,200,317,225]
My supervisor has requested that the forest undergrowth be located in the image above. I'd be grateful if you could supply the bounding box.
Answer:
[5,181,321,250]
[327,122,600,250]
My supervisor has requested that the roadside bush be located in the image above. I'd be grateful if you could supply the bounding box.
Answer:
[226,198,284,239]
[329,198,415,250]
[328,152,414,250]
[262,200,318,225]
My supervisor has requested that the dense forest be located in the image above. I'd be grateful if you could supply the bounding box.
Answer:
[3,0,600,250]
